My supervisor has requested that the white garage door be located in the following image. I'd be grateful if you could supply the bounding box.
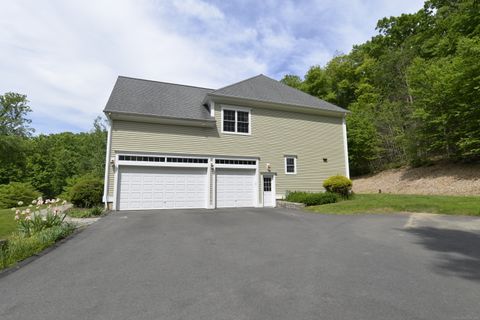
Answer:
[118,166,207,210]
[216,169,256,208]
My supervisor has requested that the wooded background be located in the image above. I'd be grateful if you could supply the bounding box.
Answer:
[1,0,478,202]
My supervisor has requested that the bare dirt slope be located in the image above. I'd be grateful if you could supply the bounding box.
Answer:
[353,163,480,195]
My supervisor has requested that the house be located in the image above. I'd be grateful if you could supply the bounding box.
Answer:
[102,74,349,210]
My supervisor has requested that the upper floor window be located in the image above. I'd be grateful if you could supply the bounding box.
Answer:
[222,107,251,135]
[285,156,297,174]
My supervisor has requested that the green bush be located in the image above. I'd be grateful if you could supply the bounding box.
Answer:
[0,224,75,269]
[302,192,339,206]
[323,175,353,198]
[68,176,103,208]
[285,191,339,206]
[0,182,41,209]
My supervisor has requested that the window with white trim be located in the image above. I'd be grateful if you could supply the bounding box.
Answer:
[222,108,250,134]
[285,156,297,174]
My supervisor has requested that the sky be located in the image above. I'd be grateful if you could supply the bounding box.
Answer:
[0,0,425,134]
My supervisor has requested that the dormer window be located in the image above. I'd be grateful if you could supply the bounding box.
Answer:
[221,106,251,135]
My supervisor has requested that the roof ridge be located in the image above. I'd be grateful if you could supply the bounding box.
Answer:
[212,74,265,93]
[118,76,215,91]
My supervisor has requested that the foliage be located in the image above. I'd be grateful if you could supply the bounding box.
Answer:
[66,206,104,218]
[0,92,34,137]
[306,194,480,216]
[0,110,107,198]
[323,175,353,198]
[285,191,339,206]
[282,0,480,174]
[68,176,104,208]
[14,198,67,237]
[0,223,75,269]
[0,182,40,209]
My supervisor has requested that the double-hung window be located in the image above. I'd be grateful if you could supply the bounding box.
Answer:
[222,108,250,134]
[285,156,297,174]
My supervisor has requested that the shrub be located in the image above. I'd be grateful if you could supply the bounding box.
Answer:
[68,176,103,208]
[323,175,353,198]
[66,206,103,218]
[0,224,75,269]
[302,192,339,206]
[285,191,339,206]
[0,182,41,209]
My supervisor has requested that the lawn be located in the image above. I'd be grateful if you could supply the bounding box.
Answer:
[306,194,480,216]
[0,208,17,239]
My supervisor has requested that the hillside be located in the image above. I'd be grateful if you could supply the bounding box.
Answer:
[353,163,480,196]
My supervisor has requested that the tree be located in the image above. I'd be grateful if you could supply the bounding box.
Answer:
[0,92,34,137]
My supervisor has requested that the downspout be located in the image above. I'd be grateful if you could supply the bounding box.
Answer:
[342,114,350,179]
[103,114,113,209]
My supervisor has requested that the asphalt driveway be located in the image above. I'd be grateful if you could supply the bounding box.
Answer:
[1,208,480,320]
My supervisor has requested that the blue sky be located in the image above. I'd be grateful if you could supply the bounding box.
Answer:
[1,0,424,134]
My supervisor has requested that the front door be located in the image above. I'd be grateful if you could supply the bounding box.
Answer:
[263,176,275,207]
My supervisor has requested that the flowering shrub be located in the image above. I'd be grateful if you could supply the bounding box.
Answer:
[12,197,67,237]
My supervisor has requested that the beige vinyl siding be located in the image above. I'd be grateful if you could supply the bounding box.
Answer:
[108,104,345,197]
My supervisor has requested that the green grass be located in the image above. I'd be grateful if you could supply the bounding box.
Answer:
[0,208,17,239]
[0,224,75,269]
[66,206,103,218]
[0,204,61,239]
[306,194,480,216]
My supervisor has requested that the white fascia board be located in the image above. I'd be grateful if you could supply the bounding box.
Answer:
[102,116,113,205]
[342,115,350,178]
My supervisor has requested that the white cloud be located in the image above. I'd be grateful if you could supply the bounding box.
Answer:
[172,0,224,20]
[0,0,425,133]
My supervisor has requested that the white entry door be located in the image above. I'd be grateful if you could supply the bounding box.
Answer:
[216,169,256,208]
[263,176,275,207]
[118,166,207,210]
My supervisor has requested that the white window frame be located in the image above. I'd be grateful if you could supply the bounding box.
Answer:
[284,156,297,175]
[221,106,251,135]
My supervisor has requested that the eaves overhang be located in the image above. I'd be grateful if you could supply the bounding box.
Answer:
[104,110,216,128]
[203,93,350,118]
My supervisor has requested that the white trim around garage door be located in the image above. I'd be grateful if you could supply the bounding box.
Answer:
[112,152,260,210]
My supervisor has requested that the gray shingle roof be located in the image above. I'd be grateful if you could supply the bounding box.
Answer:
[104,76,214,121]
[104,74,347,120]
[209,74,347,113]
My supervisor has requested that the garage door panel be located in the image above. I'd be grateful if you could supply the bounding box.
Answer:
[118,166,207,210]
[216,169,255,208]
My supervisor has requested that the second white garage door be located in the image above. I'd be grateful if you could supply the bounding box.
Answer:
[118,166,207,210]
[216,169,256,208]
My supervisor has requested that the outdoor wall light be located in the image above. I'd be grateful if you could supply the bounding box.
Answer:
[266,163,271,171]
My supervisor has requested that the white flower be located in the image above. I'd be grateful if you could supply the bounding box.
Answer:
[21,210,26,215]
[14,215,20,220]
[29,204,33,208]
[45,199,50,204]
[36,206,40,209]
[18,201,24,206]
[37,200,43,205]
[53,209,59,215]
[32,199,37,204]
[11,207,16,211]
[56,198,61,203]
[15,209,20,215]
[62,200,67,205]
[25,215,31,221]
[26,208,31,214]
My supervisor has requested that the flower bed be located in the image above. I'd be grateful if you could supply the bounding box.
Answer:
[0,198,75,270]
